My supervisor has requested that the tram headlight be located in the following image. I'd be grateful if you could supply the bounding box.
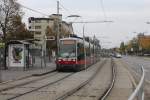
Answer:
[72,59,76,62]
[58,59,62,62]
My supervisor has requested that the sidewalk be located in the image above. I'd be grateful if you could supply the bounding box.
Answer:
[0,61,56,82]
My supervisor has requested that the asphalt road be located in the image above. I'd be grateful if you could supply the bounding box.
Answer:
[121,55,150,82]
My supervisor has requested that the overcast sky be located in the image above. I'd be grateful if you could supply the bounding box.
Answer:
[17,0,150,48]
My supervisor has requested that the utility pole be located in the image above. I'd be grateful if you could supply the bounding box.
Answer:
[57,1,59,15]
[93,35,95,63]
[56,1,60,55]
[83,25,87,70]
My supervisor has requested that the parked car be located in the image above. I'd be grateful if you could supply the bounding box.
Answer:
[115,53,122,58]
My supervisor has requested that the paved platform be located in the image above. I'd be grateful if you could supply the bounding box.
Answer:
[107,58,135,100]
[0,62,56,82]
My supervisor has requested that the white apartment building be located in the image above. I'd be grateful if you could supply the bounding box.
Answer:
[28,14,74,54]
[28,14,73,42]
[28,17,54,44]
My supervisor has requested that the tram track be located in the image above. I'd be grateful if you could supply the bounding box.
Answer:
[4,59,105,100]
[55,59,108,100]
[6,57,135,100]
[6,73,74,100]
[0,59,108,100]
[0,69,56,85]
[99,58,116,100]
[0,70,57,92]
[0,72,74,100]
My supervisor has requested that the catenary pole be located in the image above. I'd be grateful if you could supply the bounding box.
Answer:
[83,25,87,70]
[56,1,60,56]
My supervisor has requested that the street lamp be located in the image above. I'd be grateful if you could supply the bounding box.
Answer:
[66,15,81,24]
[66,14,82,35]
[82,25,87,70]
[133,31,147,34]
[67,15,81,18]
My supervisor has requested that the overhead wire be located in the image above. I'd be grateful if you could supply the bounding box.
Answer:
[17,3,49,17]
[71,20,113,23]
[58,0,81,22]
[59,2,72,15]
[58,0,83,35]
[100,0,107,19]
[17,1,112,35]
[17,1,109,21]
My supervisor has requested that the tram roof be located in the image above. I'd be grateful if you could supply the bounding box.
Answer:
[60,37,81,41]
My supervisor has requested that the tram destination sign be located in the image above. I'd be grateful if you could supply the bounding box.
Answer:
[62,40,75,45]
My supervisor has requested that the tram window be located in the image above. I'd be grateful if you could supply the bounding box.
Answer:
[77,43,84,60]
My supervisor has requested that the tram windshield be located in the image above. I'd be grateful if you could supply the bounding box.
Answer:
[59,40,76,58]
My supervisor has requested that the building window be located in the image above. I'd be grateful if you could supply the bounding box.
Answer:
[29,20,31,23]
[35,20,41,23]
[35,31,41,35]
[35,26,41,29]
[29,26,31,29]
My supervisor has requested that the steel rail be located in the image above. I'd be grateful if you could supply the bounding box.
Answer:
[99,58,116,100]
[7,73,74,100]
[6,59,101,100]
[128,66,145,100]
[0,71,58,92]
[0,69,56,85]
[56,59,107,100]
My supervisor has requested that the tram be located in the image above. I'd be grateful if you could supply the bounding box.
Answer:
[56,36,100,71]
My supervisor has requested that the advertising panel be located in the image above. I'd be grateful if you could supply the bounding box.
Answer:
[9,44,24,67]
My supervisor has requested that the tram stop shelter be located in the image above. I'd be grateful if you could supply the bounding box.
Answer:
[6,40,33,70]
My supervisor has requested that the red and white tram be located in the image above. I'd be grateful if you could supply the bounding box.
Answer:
[56,36,100,71]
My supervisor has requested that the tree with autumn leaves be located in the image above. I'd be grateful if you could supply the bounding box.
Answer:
[120,34,150,55]
[0,0,33,69]
[6,15,33,40]
[45,21,72,50]
[0,0,33,41]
